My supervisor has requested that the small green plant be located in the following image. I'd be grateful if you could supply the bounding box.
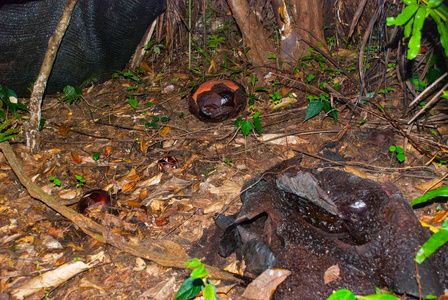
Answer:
[267,54,277,59]
[269,91,281,103]
[223,158,233,163]
[411,186,448,281]
[327,288,399,299]
[92,152,100,161]
[304,94,338,123]
[49,176,61,187]
[127,94,138,109]
[75,175,86,188]
[0,87,28,120]
[0,119,22,143]
[389,145,405,163]
[387,0,448,60]
[62,85,83,104]
[205,165,216,177]
[235,112,262,137]
[174,258,217,300]
[377,87,395,94]
[145,40,165,55]
[112,71,143,84]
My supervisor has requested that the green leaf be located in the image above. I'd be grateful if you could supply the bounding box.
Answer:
[430,10,448,56]
[304,100,323,122]
[389,145,396,152]
[185,258,201,268]
[173,277,204,300]
[191,263,208,278]
[128,97,138,109]
[411,186,448,205]
[234,117,242,129]
[396,146,404,154]
[92,152,100,161]
[407,6,428,60]
[403,16,415,38]
[397,153,406,162]
[360,295,399,300]
[326,289,355,300]
[306,74,315,82]
[428,0,443,8]
[241,120,253,136]
[387,4,419,26]
[415,219,448,263]
[203,283,217,300]
[253,117,262,135]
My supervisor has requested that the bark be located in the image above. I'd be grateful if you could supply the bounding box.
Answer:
[26,0,78,154]
[274,0,328,67]
[227,0,275,67]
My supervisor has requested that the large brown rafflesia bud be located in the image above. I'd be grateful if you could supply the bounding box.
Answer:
[188,80,246,122]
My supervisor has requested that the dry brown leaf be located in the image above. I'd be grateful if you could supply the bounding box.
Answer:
[141,61,152,72]
[259,134,308,145]
[161,240,188,258]
[324,264,340,284]
[159,127,170,137]
[11,258,101,299]
[138,277,176,300]
[416,178,443,191]
[433,211,448,224]
[208,180,241,195]
[133,257,147,271]
[70,152,82,164]
[242,268,291,300]
[58,124,70,136]
[344,166,367,178]
[104,146,113,156]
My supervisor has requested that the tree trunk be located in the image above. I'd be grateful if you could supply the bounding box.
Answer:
[228,0,327,69]
[227,0,275,67]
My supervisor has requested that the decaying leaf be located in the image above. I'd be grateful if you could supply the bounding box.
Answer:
[70,152,82,164]
[161,240,188,258]
[324,264,341,284]
[11,258,102,299]
[208,180,241,195]
[242,268,291,300]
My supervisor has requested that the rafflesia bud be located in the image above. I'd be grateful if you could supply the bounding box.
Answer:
[77,189,111,215]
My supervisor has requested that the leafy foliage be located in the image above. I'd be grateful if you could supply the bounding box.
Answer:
[0,87,28,120]
[387,0,448,59]
[235,112,262,137]
[327,288,399,300]
[410,186,448,264]
[0,119,22,143]
[389,145,405,162]
[174,258,217,300]
[62,85,83,104]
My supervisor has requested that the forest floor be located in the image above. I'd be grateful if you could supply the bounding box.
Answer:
[0,44,447,300]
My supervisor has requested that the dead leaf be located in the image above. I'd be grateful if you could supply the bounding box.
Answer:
[208,180,241,195]
[104,146,113,156]
[70,152,82,164]
[242,268,291,300]
[324,264,340,284]
[259,134,308,145]
[138,277,176,300]
[58,124,70,136]
[161,240,188,258]
[11,259,101,299]
[433,211,448,224]
[416,178,443,191]
[344,166,367,178]
[159,127,170,137]
[133,257,147,271]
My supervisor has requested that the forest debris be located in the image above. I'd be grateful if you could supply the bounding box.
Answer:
[242,269,291,300]
[11,251,104,299]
